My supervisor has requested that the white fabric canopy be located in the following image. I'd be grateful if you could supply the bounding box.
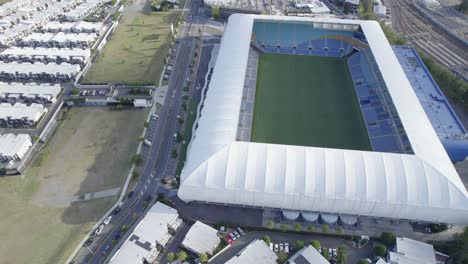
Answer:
[178,14,468,225]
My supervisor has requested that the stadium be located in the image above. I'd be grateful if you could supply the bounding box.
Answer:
[178,14,468,225]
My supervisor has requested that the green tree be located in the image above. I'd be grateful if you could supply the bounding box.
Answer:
[380,232,396,247]
[70,88,80,95]
[295,240,305,249]
[277,251,289,263]
[357,259,368,264]
[199,253,208,263]
[374,245,388,257]
[171,149,178,158]
[132,154,142,165]
[310,240,321,251]
[178,251,188,261]
[266,220,274,229]
[280,224,288,232]
[336,226,345,234]
[263,235,271,245]
[167,252,175,262]
[121,225,128,233]
[293,223,302,231]
[322,247,331,260]
[321,224,329,233]
[132,170,139,180]
[337,245,347,264]
[307,225,315,232]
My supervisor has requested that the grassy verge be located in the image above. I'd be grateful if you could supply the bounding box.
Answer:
[0,107,147,264]
[175,99,199,176]
[83,11,180,84]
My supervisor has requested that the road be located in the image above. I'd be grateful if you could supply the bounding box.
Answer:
[73,0,202,263]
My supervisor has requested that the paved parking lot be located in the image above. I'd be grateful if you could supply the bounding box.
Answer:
[210,231,374,264]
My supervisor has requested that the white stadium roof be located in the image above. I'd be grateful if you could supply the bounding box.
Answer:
[178,14,468,224]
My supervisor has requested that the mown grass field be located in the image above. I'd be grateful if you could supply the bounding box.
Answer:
[251,53,371,151]
[0,107,147,264]
[83,11,179,84]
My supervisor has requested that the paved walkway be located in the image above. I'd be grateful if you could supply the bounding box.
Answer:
[72,187,120,202]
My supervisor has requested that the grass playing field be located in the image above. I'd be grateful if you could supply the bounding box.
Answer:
[251,53,372,151]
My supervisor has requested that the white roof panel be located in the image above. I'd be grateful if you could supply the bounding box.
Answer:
[178,14,468,224]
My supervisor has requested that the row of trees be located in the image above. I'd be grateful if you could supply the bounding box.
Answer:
[265,220,345,234]
[166,251,208,263]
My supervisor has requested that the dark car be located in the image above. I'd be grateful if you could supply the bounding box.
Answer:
[112,206,121,215]
[127,191,134,198]
[144,195,152,202]
[114,233,121,240]
[101,244,111,256]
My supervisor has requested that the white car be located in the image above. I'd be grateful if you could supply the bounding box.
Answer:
[279,243,284,252]
[103,216,112,225]
[144,139,152,147]
[269,243,273,250]
[332,248,337,257]
[95,224,104,235]
[274,244,279,252]
[284,243,289,253]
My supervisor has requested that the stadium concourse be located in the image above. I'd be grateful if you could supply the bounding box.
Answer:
[177,14,468,225]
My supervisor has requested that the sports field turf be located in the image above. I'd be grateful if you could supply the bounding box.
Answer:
[251,53,372,151]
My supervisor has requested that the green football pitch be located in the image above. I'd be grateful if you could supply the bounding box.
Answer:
[251,53,372,151]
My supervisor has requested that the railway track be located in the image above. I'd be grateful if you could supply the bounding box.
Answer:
[388,0,468,79]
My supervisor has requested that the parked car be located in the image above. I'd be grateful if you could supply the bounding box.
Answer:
[269,243,273,251]
[229,233,237,241]
[233,231,240,238]
[274,244,279,252]
[144,195,152,202]
[236,227,245,236]
[279,243,284,252]
[114,233,121,240]
[127,191,134,198]
[103,216,112,225]
[332,248,337,257]
[94,224,104,235]
[284,243,289,253]
[102,244,111,256]
[144,139,152,147]
[112,206,121,215]
[226,235,234,244]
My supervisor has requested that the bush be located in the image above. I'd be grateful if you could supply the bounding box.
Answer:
[336,226,345,234]
[321,224,329,233]
[199,253,208,263]
[308,225,315,232]
[70,88,80,95]
[265,220,274,229]
[380,232,396,247]
[167,252,175,262]
[277,251,288,262]
[322,247,331,260]
[263,235,271,245]
[280,224,288,232]
[337,245,347,264]
[293,223,302,231]
[357,259,368,264]
[310,240,321,251]
[178,251,188,261]
[132,154,142,165]
[294,240,305,250]
[132,170,139,180]
[374,244,388,257]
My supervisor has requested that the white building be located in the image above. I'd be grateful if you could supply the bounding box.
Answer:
[374,5,387,16]
[181,221,220,255]
[287,245,330,264]
[62,0,109,22]
[20,32,97,48]
[0,102,47,127]
[388,237,437,264]
[0,62,81,81]
[109,202,183,264]
[294,0,330,14]
[0,0,83,45]
[41,21,104,34]
[0,82,61,104]
[226,239,277,264]
[177,14,468,225]
[0,133,32,162]
[0,47,91,64]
